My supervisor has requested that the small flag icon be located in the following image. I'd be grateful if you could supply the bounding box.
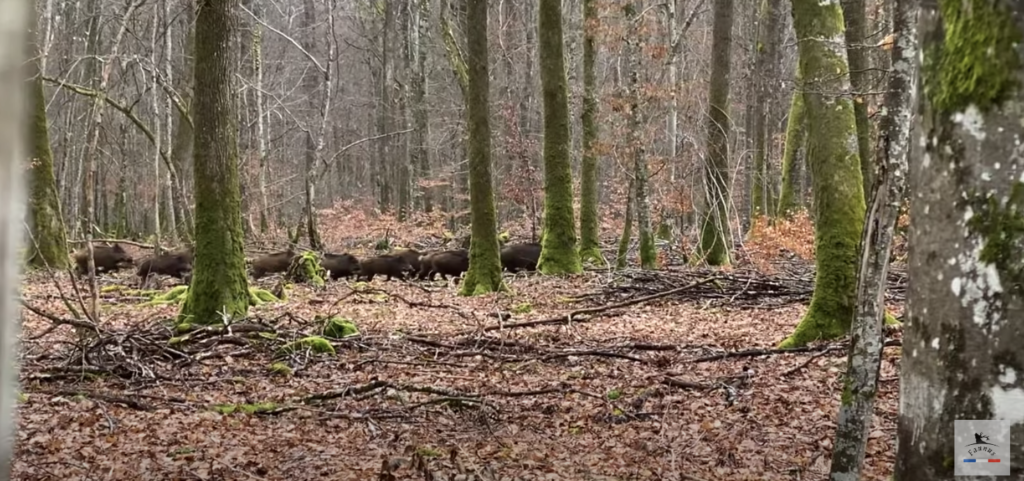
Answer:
[963,459,1001,463]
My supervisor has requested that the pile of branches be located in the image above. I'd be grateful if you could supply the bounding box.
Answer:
[578,266,908,308]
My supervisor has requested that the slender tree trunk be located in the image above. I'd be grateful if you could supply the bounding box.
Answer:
[150,2,162,252]
[179,0,250,324]
[840,0,872,204]
[26,0,69,269]
[397,0,412,221]
[170,4,195,241]
[162,0,176,241]
[376,0,394,211]
[253,0,269,233]
[411,0,431,212]
[616,177,635,270]
[577,0,602,266]
[536,0,581,275]
[750,0,783,223]
[780,0,866,348]
[777,68,807,217]
[625,2,655,269]
[699,0,734,266]
[459,0,503,296]
[829,0,918,477]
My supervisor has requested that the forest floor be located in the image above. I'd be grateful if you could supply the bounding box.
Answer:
[11,252,905,481]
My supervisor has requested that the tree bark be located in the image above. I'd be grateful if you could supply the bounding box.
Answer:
[458,0,503,296]
[26,7,68,269]
[179,0,250,324]
[577,0,603,266]
[750,0,783,222]
[0,0,30,471]
[536,0,582,275]
[828,0,919,477]
[625,2,656,269]
[616,177,635,270]
[698,0,734,266]
[895,1,1024,478]
[779,0,866,348]
[411,0,431,212]
[840,0,872,204]
[777,68,807,217]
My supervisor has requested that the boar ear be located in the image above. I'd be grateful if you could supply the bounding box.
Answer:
[113,244,125,252]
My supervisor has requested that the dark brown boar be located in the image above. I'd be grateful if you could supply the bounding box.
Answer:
[358,255,413,281]
[321,252,360,280]
[136,253,192,281]
[73,244,134,275]
[500,243,542,272]
[251,250,299,279]
[418,249,469,281]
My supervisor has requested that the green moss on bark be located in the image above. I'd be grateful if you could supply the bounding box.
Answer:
[26,54,68,269]
[178,0,251,325]
[458,0,504,296]
[698,0,735,266]
[536,0,582,275]
[780,0,866,348]
[777,77,807,217]
[967,182,1024,297]
[578,0,604,267]
[616,179,634,269]
[923,0,1021,117]
[841,0,873,204]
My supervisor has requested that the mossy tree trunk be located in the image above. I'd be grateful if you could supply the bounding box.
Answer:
[777,70,807,217]
[840,0,873,204]
[459,0,503,296]
[625,2,656,269]
[26,10,69,269]
[779,0,866,348]
[829,0,918,477]
[895,1,1024,477]
[698,0,734,266]
[179,0,250,325]
[577,0,603,266]
[536,0,582,275]
[750,0,783,223]
[616,178,635,270]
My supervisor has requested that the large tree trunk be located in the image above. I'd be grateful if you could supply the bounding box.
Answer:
[828,0,919,477]
[750,0,783,222]
[179,0,250,324]
[626,2,655,269]
[26,9,69,269]
[459,0,502,296]
[779,0,866,348]
[698,0,734,266]
[0,0,30,471]
[536,0,581,275]
[577,0,603,266]
[895,1,1024,478]
[840,0,872,204]
[777,69,807,217]
[299,0,323,250]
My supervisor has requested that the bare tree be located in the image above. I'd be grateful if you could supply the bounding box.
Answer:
[698,0,734,266]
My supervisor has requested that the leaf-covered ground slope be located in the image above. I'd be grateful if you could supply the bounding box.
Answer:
[13,265,902,481]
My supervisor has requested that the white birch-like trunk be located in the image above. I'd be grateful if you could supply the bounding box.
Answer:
[150,1,162,253]
[0,0,29,473]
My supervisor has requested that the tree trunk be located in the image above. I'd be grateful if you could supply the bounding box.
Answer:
[840,0,872,204]
[616,177,635,270]
[397,0,412,221]
[777,69,807,217]
[150,2,162,252]
[625,2,655,269]
[895,1,1024,478]
[253,0,269,232]
[299,0,323,250]
[411,0,431,212]
[828,0,918,477]
[170,3,195,241]
[577,0,602,266]
[750,0,783,222]
[536,0,581,275]
[459,0,503,296]
[376,0,394,211]
[26,9,69,269]
[0,0,30,470]
[179,0,250,324]
[699,0,734,266]
[780,0,866,348]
